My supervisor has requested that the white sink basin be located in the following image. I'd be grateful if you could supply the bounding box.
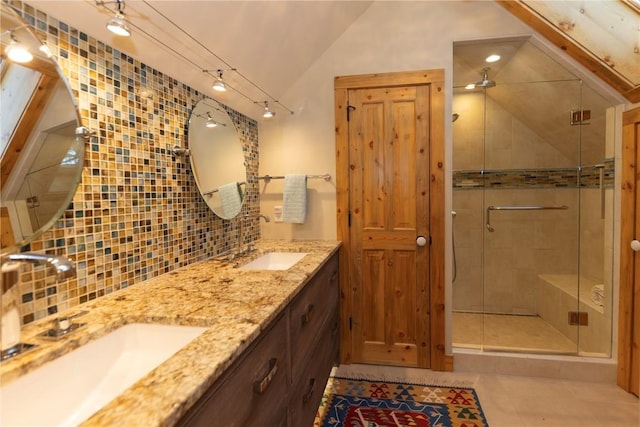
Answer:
[239,252,308,270]
[0,323,207,427]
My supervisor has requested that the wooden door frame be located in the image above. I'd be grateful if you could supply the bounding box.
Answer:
[334,69,449,371]
[618,106,640,392]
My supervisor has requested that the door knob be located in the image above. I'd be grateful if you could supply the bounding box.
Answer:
[416,236,427,247]
[631,240,640,252]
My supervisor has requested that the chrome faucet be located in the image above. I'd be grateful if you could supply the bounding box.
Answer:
[7,253,76,282]
[1,252,76,357]
[237,213,270,256]
[258,214,271,223]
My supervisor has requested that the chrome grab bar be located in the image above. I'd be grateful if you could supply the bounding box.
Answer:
[486,205,568,232]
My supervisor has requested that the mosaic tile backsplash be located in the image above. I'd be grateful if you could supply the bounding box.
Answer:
[7,1,260,325]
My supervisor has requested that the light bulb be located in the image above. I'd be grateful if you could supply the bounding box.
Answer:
[205,119,217,128]
[107,13,130,37]
[5,41,33,63]
[212,80,226,92]
[39,44,53,58]
[212,70,226,92]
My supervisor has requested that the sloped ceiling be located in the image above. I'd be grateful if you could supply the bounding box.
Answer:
[28,0,373,118]
[25,0,637,120]
[454,37,612,166]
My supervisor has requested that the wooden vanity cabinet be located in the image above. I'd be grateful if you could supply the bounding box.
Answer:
[177,252,339,427]
[288,254,339,426]
[176,313,289,427]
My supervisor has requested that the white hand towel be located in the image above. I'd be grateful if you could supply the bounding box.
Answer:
[283,174,307,223]
[218,181,242,217]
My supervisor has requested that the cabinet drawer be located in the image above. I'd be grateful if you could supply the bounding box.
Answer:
[288,306,339,427]
[289,255,339,379]
[178,314,289,427]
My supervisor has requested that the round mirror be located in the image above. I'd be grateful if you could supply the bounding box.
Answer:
[188,97,247,219]
[1,3,85,255]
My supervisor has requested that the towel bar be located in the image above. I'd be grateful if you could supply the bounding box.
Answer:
[258,173,331,184]
[486,205,568,232]
[203,182,246,197]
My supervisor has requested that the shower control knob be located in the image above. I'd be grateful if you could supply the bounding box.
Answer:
[631,240,640,252]
[416,236,428,247]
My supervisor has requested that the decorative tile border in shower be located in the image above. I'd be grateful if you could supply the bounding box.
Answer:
[9,1,260,325]
[453,158,614,190]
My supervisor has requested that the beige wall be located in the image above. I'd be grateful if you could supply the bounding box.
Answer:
[259,1,530,240]
[256,1,625,356]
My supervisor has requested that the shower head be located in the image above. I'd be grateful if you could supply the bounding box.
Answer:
[475,67,496,88]
[452,113,460,123]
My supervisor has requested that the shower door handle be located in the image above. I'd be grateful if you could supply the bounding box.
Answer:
[631,240,640,252]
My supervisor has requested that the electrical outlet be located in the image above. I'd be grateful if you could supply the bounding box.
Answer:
[274,206,283,222]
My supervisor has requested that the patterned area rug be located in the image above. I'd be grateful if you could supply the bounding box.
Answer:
[314,376,489,427]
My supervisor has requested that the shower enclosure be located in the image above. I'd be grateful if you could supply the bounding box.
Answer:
[452,37,616,357]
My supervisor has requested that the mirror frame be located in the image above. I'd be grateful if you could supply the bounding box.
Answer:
[187,97,247,220]
[1,3,86,256]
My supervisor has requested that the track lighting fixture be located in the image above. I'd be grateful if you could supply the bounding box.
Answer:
[134,1,297,117]
[107,14,130,36]
[4,31,32,63]
[262,101,275,118]
[205,113,217,128]
[100,0,131,37]
[212,69,226,92]
[39,44,53,58]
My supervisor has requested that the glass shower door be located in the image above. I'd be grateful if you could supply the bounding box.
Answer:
[481,79,582,354]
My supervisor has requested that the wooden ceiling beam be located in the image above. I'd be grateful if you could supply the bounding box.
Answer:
[1,72,59,190]
[498,0,640,103]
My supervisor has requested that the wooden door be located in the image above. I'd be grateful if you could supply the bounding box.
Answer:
[335,70,448,370]
[349,85,429,367]
[619,106,640,396]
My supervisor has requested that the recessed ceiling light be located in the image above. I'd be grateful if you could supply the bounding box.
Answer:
[485,54,501,63]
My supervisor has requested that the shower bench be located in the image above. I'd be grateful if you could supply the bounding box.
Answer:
[537,274,610,356]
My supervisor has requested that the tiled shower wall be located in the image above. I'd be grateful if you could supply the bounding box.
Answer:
[8,1,260,325]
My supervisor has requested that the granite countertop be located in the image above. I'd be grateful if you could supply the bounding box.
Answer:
[0,239,341,426]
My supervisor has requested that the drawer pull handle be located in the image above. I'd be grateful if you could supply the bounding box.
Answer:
[301,304,315,325]
[254,358,278,394]
[330,271,338,283]
[302,378,316,404]
[331,321,339,337]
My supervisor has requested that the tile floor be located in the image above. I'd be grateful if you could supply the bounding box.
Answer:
[453,312,582,354]
[332,363,640,427]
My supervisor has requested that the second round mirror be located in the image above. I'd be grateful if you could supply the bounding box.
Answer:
[188,98,247,219]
